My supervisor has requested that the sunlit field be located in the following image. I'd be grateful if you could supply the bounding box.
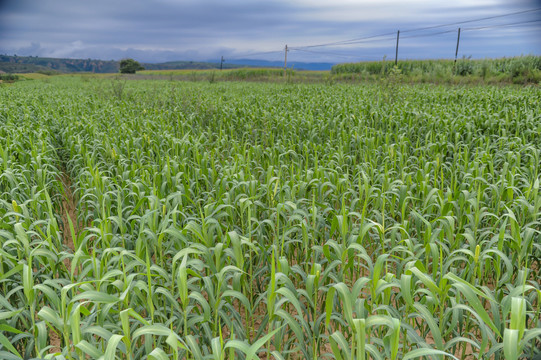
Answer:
[0,77,540,359]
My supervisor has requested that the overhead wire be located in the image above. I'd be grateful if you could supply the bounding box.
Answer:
[400,7,541,34]
[291,48,371,59]
[225,49,284,60]
[290,32,398,50]
[463,18,541,31]
[290,7,541,50]
[222,8,541,64]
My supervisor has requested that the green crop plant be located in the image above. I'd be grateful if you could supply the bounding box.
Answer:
[0,77,539,359]
[331,55,541,84]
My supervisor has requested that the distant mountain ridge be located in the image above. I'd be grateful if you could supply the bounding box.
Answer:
[0,55,118,73]
[0,55,335,73]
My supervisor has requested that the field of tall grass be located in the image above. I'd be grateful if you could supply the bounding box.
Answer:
[0,77,540,359]
[331,56,541,84]
[136,68,295,82]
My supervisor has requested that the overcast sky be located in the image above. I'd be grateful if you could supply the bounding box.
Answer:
[0,0,540,64]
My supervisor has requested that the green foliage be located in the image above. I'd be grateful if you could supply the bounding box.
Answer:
[0,73,20,82]
[455,56,474,76]
[331,55,541,83]
[0,77,540,359]
[119,58,145,74]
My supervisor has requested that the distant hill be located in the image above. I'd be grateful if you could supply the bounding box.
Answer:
[0,54,334,74]
[0,55,118,73]
[0,55,250,73]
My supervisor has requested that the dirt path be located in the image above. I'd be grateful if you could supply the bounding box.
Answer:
[49,172,79,355]
[59,172,77,252]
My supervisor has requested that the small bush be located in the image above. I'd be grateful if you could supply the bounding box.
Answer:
[0,73,20,82]
[208,71,217,84]
[480,62,490,79]
[456,57,473,76]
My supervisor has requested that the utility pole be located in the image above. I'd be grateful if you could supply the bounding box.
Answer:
[454,28,461,65]
[284,45,288,78]
[220,56,225,70]
[395,30,400,66]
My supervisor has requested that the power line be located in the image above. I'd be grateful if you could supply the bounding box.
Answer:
[463,18,541,32]
[400,7,541,34]
[308,18,540,47]
[290,20,539,63]
[291,7,541,50]
[401,29,457,40]
[291,32,397,50]
[227,49,284,60]
[223,8,541,65]
[291,48,371,60]
[399,19,541,41]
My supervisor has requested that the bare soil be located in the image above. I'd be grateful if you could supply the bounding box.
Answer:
[49,172,80,355]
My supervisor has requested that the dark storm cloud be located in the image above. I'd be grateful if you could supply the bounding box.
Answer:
[0,0,539,63]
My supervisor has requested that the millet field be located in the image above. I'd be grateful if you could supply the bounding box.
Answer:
[0,77,540,359]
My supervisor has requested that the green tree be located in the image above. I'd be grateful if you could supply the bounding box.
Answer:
[119,58,144,74]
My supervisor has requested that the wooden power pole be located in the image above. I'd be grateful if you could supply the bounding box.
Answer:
[284,45,288,78]
[395,30,400,66]
[454,28,461,64]
[220,56,225,70]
